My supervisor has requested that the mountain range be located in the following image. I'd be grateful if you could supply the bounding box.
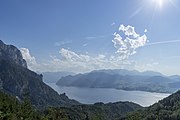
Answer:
[42,71,75,83]
[56,69,180,93]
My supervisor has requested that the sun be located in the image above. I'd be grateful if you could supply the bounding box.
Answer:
[157,0,163,8]
[131,0,177,18]
[152,0,164,9]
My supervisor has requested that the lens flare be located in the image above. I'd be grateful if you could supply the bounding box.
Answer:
[152,0,165,9]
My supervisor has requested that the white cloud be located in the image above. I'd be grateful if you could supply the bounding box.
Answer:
[144,29,147,33]
[59,48,90,62]
[20,48,39,71]
[118,24,140,38]
[57,48,134,73]
[112,24,148,60]
[20,24,149,73]
[20,48,162,74]
[20,47,134,73]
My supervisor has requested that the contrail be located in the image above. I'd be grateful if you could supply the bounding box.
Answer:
[146,39,180,46]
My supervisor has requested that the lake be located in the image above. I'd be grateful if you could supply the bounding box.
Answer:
[46,83,170,107]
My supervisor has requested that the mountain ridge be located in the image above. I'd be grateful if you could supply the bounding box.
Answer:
[0,40,27,68]
[42,71,75,83]
[56,69,179,93]
[0,40,79,108]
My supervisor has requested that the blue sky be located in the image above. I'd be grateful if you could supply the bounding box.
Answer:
[1,0,180,75]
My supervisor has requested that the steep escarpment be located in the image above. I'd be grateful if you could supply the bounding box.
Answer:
[0,40,79,108]
[0,40,27,68]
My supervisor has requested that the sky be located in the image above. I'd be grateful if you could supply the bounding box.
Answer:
[1,0,180,75]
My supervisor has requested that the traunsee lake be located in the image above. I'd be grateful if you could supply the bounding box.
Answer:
[47,83,170,107]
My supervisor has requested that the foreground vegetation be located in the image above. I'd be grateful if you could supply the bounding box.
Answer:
[0,91,42,120]
[2,89,180,120]
[0,91,142,120]
[2,78,180,120]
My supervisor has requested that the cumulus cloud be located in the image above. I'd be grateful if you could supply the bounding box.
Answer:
[59,48,90,62]
[20,47,134,73]
[112,24,148,60]
[20,24,149,73]
[20,48,39,71]
[53,48,134,73]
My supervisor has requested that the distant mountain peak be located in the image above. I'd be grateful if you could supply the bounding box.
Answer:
[0,40,27,68]
[90,69,162,76]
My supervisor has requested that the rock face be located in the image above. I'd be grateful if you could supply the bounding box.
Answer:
[0,40,79,108]
[0,40,27,68]
[0,78,3,90]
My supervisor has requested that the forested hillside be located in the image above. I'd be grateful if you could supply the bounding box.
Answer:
[122,90,180,120]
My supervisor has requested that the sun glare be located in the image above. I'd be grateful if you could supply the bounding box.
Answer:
[153,0,164,9]
[148,0,179,12]
[158,0,163,8]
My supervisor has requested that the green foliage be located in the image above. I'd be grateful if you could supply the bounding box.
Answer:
[0,91,142,120]
[0,91,43,120]
[44,107,69,120]
[126,112,141,120]
[123,90,180,120]
[43,102,142,120]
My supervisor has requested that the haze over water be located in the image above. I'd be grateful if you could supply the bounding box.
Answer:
[47,83,170,107]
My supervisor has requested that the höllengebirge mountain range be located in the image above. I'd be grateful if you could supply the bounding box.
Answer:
[57,69,180,93]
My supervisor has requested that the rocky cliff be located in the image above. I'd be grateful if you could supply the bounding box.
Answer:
[0,40,79,108]
[0,40,27,68]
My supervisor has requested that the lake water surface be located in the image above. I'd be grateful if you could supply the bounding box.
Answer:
[47,83,170,107]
